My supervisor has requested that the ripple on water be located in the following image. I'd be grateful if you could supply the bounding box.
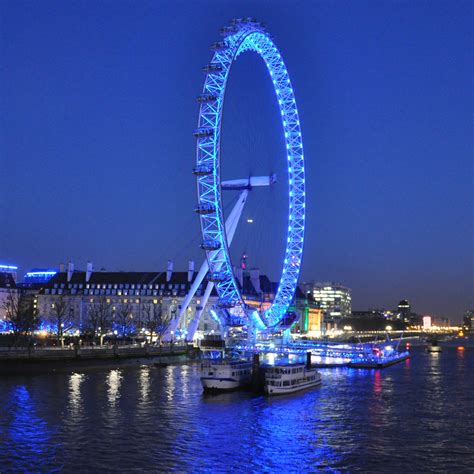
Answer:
[0,348,473,471]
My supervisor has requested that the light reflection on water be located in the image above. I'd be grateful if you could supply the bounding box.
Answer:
[0,347,473,472]
[138,366,150,405]
[68,372,85,417]
[107,369,122,407]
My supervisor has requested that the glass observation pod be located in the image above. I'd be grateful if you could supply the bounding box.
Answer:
[201,239,220,251]
[192,163,213,175]
[195,203,216,215]
[209,41,227,52]
[217,298,237,309]
[219,25,238,36]
[193,127,214,138]
[202,63,223,74]
[231,17,260,26]
[207,271,228,282]
[196,93,218,104]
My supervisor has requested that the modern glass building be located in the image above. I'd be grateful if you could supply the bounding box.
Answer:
[308,282,352,321]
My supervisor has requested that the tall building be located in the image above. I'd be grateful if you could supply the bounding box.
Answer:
[397,300,411,322]
[309,282,352,321]
[463,310,474,332]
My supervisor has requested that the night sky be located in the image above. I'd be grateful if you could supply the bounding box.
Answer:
[1,1,472,321]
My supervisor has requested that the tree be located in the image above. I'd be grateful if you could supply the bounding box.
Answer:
[115,302,134,343]
[87,296,112,345]
[142,301,171,344]
[50,294,72,347]
[2,290,39,346]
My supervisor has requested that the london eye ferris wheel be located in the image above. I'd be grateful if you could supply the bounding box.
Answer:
[193,18,306,333]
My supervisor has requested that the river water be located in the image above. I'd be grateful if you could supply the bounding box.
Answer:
[0,346,473,472]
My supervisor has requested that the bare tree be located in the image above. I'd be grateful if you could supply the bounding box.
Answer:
[50,294,72,347]
[87,296,112,345]
[115,302,134,343]
[2,290,39,346]
[142,301,171,344]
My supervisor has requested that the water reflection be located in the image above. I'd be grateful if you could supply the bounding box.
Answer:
[68,372,85,417]
[165,366,175,402]
[8,385,54,464]
[138,366,150,404]
[107,369,123,407]
[0,348,473,471]
[373,370,382,396]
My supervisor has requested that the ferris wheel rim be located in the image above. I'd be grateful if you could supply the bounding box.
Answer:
[195,19,306,328]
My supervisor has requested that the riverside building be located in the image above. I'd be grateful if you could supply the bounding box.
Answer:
[305,282,352,325]
[36,262,309,340]
[36,261,221,339]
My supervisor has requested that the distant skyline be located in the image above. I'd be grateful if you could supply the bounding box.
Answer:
[1,0,472,321]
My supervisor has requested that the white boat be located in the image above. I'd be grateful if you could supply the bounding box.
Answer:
[265,363,322,396]
[200,359,252,391]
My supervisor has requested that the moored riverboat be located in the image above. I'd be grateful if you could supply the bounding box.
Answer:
[265,363,322,396]
[200,359,252,391]
[348,345,410,368]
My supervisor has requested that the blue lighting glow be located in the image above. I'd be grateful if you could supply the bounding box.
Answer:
[25,271,57,276]
[24,269,58,284]
[0,319,12,333]
[0,264,18,271]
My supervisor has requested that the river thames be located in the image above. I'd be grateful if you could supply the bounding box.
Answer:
[0,346,473,472]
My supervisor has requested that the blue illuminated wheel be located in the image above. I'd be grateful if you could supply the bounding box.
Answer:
[194,18,305,328]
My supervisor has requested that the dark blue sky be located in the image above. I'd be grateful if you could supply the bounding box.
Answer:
[1,1,472,321]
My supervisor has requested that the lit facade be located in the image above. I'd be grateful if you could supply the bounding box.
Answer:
[463,310,474,331]
[37,268,220,338]
[310,283,352,321]
[306,308,323,336]
[397,300,411,321]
